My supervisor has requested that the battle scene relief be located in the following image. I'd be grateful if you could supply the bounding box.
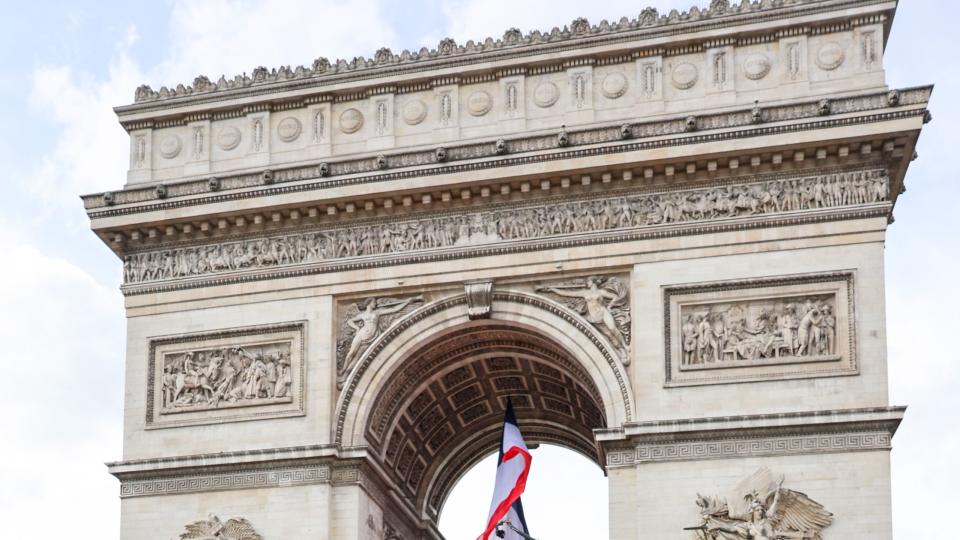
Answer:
[160,342,294,413]
[147,322,305,428]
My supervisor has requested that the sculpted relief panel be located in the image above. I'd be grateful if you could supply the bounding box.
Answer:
[665,272,856,386]
[147,322,305,428]
[122,169,889,287]
[535,275,631,364]
[336,295,424,389]
[177,515,262,540]
[679,292,839,370]
[689,468,833,540]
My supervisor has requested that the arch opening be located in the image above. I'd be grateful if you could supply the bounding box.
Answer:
[438,444,609,539]
[361,320,610,522]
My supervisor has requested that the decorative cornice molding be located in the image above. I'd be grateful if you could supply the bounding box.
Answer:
[121,0,891,110]
[606,430,892,466]
[602,406,905,467]
[119,464,330,498]
[86,86,930,215]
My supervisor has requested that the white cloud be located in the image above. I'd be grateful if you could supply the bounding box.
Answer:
[0,222,124,537]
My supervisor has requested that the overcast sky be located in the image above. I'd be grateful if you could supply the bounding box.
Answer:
[0,1,955,538]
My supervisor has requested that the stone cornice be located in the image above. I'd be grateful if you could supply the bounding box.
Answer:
[85,86,930,224]
[118,0,893,115]
[106,443,367,477]
[598,406,905,467]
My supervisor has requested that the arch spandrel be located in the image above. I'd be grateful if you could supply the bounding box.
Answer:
[335,288,635,448]
[333,287,634,517]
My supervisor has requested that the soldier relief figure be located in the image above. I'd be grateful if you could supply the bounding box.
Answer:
[680,294,838,368]
[160,343,294,413]
[123,170,889,285]
[687,468,833,540]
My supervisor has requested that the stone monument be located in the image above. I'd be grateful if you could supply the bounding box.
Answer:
[85,1,930,538]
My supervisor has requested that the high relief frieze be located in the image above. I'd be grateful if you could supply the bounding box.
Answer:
[688,468,833,540]
[535,275,631,364]
[336,295,424,389]
[665,272,856,386]
[121,169,890,287]
[679,292,839,369]
[147,323,305,428]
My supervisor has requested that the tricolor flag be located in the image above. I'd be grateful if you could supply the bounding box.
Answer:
[478,399,532,540]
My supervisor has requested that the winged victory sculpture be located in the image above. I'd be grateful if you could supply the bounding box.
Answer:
[178,514,263,540]
[686,468,833,540]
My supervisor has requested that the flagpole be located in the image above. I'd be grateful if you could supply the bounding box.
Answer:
[495,520,538,540]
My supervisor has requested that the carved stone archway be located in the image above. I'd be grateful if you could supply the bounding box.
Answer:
[334,289,634,523]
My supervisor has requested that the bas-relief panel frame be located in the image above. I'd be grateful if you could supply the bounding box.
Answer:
[145,321,307,429]
[663,271,858,387]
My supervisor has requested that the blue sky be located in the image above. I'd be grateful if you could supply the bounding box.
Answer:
[0,1,955,538]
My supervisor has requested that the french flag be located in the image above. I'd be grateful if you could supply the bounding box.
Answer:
[478,399,532,540]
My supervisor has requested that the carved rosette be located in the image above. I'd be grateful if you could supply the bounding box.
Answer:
[336,295,425,388]
[535,275,631,364]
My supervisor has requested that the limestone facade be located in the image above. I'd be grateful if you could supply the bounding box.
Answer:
[85,1,929,538]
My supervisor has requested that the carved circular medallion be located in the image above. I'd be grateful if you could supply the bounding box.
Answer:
[671,62,699,90]
[277,116,302,142]
[815,42,845,71]
[466,91,493,116]
[159,135,182,159]
[216,127,241,151]
[600,72,629,99]
[339,108,364,133]
[743,53,772,80]
[533,82,559,108]
[402,99,428,125]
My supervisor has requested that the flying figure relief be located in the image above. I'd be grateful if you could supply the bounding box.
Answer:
[337,295,424,388]
[686,468,833,540]
[536,276,631,364]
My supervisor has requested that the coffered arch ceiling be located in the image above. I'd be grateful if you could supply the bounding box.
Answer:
[363,322,607,519]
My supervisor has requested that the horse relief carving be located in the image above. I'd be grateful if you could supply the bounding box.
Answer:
[161,342,294,413]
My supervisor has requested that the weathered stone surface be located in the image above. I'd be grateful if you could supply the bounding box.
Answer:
[86,1,929,539]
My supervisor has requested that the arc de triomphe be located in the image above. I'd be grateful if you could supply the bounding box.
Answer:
[85,1,930,538]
